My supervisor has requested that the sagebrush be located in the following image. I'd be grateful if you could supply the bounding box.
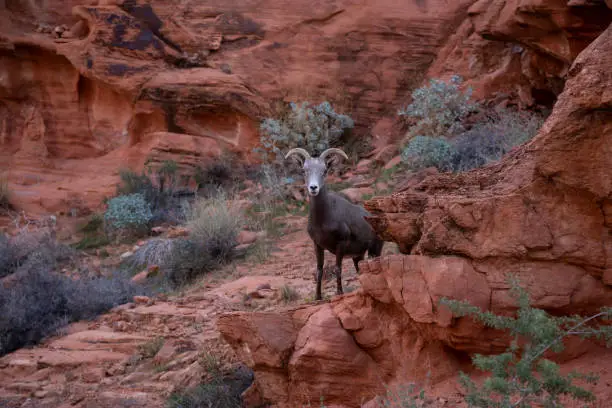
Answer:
[255,101,354,164]
[104,193,152,236]
[398,75,478,141]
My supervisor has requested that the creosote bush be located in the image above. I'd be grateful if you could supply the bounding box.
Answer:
[104,193,152,237]
[440,276,612,408]
[255,100,354,164]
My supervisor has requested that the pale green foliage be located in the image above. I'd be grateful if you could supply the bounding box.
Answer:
[255,101,354,163]
[104,193,152,232]
[401,136,456,172]
[399,75,478,140]
[401,109,544,173]
[440,276,612,408]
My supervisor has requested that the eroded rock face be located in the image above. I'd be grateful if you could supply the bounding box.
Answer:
[217,22,612,408]
[2,0,610,215]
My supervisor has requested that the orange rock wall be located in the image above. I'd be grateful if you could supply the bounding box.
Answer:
[0,0,611,215]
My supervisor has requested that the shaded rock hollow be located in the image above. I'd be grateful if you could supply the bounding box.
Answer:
[1,0,611,215]
[217,18,612,408]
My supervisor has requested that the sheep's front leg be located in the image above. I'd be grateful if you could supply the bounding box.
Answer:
[315,243,325,301]
[352,255,364,274]
[335,248,344,295]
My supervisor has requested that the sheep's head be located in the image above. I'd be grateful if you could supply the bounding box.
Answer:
[285,148,349,196]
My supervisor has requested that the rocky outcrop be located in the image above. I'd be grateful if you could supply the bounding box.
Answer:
[429,0,612,108]
[217,21,612,408]
[2,0,611,215]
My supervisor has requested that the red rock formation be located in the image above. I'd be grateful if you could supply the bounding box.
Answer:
[0,0,611,215]
[217,21,612,408]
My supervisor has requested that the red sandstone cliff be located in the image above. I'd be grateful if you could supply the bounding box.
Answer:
[217,17,612,408]
[1,0,611,215]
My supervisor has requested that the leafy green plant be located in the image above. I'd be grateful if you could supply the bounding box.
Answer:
[401,136,456,172]
[398,75,478,141]
[440,276,612,408]
[255,101,354,164]
[104,193,152,235]
[401,109,544,173]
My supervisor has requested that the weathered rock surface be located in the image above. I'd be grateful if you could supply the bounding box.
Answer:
[217,22,612,408]
[2,0,611,215]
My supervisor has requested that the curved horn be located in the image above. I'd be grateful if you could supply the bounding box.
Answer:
[319,148,349,162]
[285,148,311,162]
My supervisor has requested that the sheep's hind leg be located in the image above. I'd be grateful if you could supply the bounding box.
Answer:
[335,249,345,295]
[315,243,325,301]
[352,255,364,274]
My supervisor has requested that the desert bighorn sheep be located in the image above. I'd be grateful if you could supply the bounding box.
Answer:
[285,147,384,300]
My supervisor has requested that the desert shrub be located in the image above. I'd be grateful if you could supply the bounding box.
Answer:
[104,193,152,236]
[131,238,176,270]
[375,383,426,408]
[166,365,253,408]
[0,267,144,356]
[440,276,612,408]
[162,193,245,287]
[450,109,545,172]
[255,101,354,164]
[401,109,544,173]
[185,193,244,262]
[0,173,9,210]
[195,152,245,197]
[0,231,74,279]
[280,284,299,303]
[74,213,110,250]
[398,75,478,141]
[116,163,186,225]
[401,136,456,172]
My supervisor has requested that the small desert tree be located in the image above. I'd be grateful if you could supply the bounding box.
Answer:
[255,101,354,164]
[398,75,478,141]
[440,276,612,408]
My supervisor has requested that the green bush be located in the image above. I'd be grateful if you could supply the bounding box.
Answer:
[104,193,152,235]
[440,276,612,408]
[255,101,354,163]
[401,109,544,173]
[401,135,456,172]
[398,75,478,141]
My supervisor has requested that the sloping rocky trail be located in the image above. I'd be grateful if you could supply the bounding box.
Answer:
[216,14,612,408]
[0,214,387,408]
[1,0,611,215]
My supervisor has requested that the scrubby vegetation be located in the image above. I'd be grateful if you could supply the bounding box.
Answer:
[398,76,545,173]
[166,364,253,408]
[255,101,354,164]
[0,231,145,357]
[104,193,153,238]
[398,75,478,141]
[439,276,612,407]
